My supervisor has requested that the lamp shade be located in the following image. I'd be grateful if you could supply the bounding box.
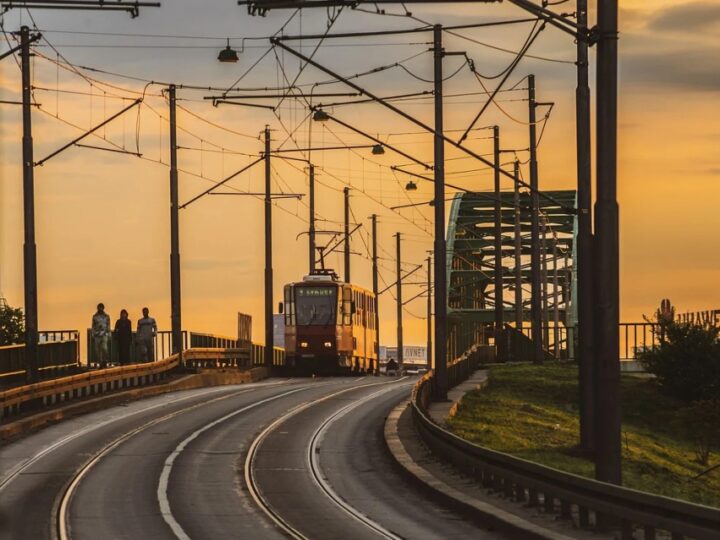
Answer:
[371,144,385,155]
[312,109,330,122]
[405,180,418,191]
[218,39,239,63]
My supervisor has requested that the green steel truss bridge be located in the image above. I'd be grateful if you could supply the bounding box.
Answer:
[446,189,578,360]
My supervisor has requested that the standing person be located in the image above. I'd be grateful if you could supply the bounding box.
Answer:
[91,303,111,368]
[114,309,132,365]
[137,307,157,362]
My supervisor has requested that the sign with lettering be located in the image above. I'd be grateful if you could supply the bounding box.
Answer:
[297,288,335,297]
[676,309,720,328]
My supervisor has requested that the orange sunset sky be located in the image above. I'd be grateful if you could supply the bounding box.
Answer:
[1,1,719,349]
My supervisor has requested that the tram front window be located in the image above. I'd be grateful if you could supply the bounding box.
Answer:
[295,287,337,326]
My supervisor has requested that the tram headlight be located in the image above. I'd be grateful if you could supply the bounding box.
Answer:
[324,341,332,348]
[300,341,309,348]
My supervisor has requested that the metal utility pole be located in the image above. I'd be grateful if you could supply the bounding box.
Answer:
[513,160,523,331]
[493,126,505,362]
[552,236,559,357]
[21,26,38,384]
[426,256,432,372]
[371,214,380,372]
[432,24,448,399]
[594,0,621,486]
[344,187,351,283]
[395,232,403,371]
[576,0,596,454]
[308,164,316,273]
[541,215,549,348]
[264,126,274,370]
[528,74,543,364]
[168,85,182,356]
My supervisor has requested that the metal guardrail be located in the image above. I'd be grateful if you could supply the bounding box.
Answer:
[411,373,720,539]
[0,353,180,421]
[0,344,281,422]
[182,347,250,370]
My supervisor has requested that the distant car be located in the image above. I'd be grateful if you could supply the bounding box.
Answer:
[417,368,428,375]
[405,368,419,375]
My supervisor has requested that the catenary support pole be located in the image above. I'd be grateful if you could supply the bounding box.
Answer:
[541,214,549,348]
[594,0,621,486]
[344,187,351,283]
[309,164,316,273]
[528,74,543,363]
[21,26,38,384]
[264,126,274,370]
[513,160,523,332]
[553,236,559,357]
[432,24,448,399]
[427,256,432,372]
[576,0,596,453]
[371,214,380,373]
[169,85,182,356]
[395,232,404,371]
[493,126,505,362]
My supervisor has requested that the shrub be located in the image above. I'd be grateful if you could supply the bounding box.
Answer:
[639,322,720,403]
[0,303,25,346]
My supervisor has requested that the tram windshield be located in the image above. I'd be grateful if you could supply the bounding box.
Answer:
[295,287,337,326]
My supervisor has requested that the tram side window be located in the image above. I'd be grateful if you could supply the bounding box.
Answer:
[343,287,353,326]
[284,285,295,325]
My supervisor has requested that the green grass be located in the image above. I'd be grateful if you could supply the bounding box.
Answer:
[445,363,720,508]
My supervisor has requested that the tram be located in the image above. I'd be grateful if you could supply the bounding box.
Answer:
[280,270,378,375]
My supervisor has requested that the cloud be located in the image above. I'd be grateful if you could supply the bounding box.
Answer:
[620,47,720,91]
[648,2,720,33]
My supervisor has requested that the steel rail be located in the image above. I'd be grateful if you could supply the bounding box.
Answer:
[56,385,279,540]
[244,378,407,540]
[0,383,238,494]
[307,383,407,540]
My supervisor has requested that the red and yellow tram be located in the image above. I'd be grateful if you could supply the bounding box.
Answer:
[280,271,378,375]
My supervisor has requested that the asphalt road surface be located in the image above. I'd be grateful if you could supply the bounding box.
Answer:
[0,376,504,539]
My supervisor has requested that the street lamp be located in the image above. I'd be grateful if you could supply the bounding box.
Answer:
[312,109,330,122]
[405,180,418,191]
[218,38,239,63]
[371,144,385,155]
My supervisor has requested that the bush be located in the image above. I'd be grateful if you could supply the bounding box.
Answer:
[639,322,720,403]
[0,303,25,346]
[674,400,720,465]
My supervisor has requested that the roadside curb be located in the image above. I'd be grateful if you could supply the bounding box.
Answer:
[0,367,268,442]
[384,401,576,540]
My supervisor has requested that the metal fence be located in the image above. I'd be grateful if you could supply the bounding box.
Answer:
[251,343,286,367]
[512,323,659,362]
[1,330,81,382]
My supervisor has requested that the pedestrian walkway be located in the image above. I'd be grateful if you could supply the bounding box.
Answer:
[428,368,488,425]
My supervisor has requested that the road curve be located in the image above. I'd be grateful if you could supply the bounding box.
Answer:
[251,378,504,540]
[0,376,505,539]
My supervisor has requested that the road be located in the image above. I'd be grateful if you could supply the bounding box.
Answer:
[0,376,504,539]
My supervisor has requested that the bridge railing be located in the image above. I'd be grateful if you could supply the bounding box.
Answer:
[251,344,286,367]
[412,371,719,539]
[0,353,180,422]
[1,330,81,383]
[513,323,659,362]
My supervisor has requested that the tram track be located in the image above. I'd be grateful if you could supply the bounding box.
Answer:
[307,384,406,540]
[244,377,408,540]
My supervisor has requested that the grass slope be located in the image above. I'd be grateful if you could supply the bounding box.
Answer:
[446,363,720,508]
